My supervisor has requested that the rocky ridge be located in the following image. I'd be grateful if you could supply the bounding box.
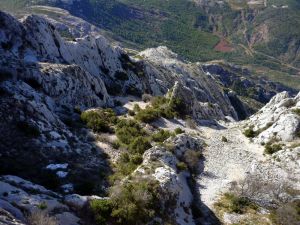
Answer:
[0,10,299,225]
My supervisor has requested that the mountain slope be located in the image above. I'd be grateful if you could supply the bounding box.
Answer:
[2,0,300,90]
[0,10,299,225]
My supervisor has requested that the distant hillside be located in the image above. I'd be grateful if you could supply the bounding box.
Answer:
[1,0,300,89]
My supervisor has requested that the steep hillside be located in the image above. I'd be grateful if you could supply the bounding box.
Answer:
[0,10,299,225]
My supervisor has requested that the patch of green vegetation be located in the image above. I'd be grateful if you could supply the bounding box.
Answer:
[264,142,283,155]
[243,127,258,138]
[134,106,161,123]
[111,119,152,180]
[174,127,185,135]
[214,193,258,214]
[90,178,161,225]
[58,29,74,40]
[115,119,146,145]
[37,202,47,210]
[134,96,187,123]
[176,161,188,171]
[244,123,273,138]
[151,129,173,143]
[81,108,118,133]
[292,108,300,116]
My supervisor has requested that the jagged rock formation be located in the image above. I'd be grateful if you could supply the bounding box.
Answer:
[0,175,82,225]
[202,63,297,119]
[135,134,205,225]
[248,91,300,143]
[140,47,238,120]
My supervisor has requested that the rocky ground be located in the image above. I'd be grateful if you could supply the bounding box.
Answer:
[197,124,265,208]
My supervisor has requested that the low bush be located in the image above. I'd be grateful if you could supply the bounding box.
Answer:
[244,123,273,138]
[134,96,188,123]
[135,107,160,123]
[128,110,135,116]
[112,120,152,179]
[90,199,112,224]
[215,193,258,214]
[133,104,141,112]
[91,179,161,225]
[116,119,146,145]
[174,127,185,135]
[111,141,120,150]
[81,108,118,133]
[292,108,300,116]
[151,129,173,143]
[176,162,188,171]
[37,202,47,210]
[243,127,258,138]
[128,136,151,155]
[264,142,282,155]
[111,156,139,180]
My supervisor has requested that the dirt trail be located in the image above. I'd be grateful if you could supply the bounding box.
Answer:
[196,123,265,208]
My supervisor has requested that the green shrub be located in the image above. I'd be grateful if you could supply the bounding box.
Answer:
[110,179,160,225]
[169,97,188,117]
[90,199,112,225]
[116,119,146,145]
[243,127,258,138]
[133,96,188,123]
[81,109,118,133]
[37,202,47,210]
[264,142,282,155]
[128,137,151,154]
[113,119,152,180]
[135,107,160,123]
[151,96,168,108]
[111,156,139,180]
[174,127,185,135]
[151,129,173,143]
[176,162,188,171]
[112,141,120,150]
[130,154,143,165]
[219,193,258,214]
[91,179,161,225]
[292,108,300,116]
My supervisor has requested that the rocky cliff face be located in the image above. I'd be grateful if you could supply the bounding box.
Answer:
[248,91,300,143]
